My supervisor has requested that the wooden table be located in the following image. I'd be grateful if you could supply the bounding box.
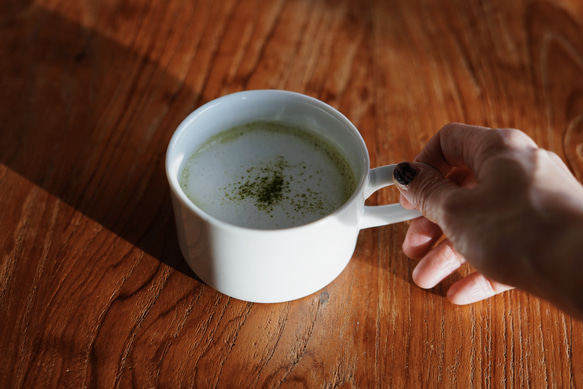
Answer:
[2,0,583,387]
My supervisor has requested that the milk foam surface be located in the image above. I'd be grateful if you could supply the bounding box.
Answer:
[180,121,356,229]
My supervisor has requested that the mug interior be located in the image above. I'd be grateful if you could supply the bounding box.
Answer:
[167,90,369,222]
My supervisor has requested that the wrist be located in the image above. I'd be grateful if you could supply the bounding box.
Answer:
[529,204,583,318]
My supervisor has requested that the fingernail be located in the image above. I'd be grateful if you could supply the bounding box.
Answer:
[393,162,417,187]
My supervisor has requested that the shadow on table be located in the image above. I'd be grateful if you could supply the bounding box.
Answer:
[0,4,201,278]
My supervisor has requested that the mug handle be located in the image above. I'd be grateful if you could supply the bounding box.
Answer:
[359,164,421,229]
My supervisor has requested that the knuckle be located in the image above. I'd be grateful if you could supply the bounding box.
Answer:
[490,128,538,153]
[473,128,539,180]
[440,122,462,133]
[443,240,465,267]
[478,276,496,296]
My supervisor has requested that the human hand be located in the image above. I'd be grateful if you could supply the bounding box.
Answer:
[393,123,583,314]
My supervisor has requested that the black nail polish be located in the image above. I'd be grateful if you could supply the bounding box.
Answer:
[393,162,417,186]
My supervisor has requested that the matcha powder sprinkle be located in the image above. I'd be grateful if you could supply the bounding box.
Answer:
[222,156,329,217]
[224,156,291,212]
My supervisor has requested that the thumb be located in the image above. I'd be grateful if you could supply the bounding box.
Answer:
[392,162,464,226]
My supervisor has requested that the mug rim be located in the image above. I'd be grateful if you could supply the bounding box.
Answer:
[166,89,370,232]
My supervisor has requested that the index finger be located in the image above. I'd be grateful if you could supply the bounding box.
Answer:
[416,123,538,177]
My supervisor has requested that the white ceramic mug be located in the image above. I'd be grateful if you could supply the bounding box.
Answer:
[166,90,420,303]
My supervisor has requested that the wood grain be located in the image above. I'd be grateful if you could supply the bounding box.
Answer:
[1,0,583,387]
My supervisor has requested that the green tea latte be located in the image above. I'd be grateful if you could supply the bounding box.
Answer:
[180,121,356,229]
